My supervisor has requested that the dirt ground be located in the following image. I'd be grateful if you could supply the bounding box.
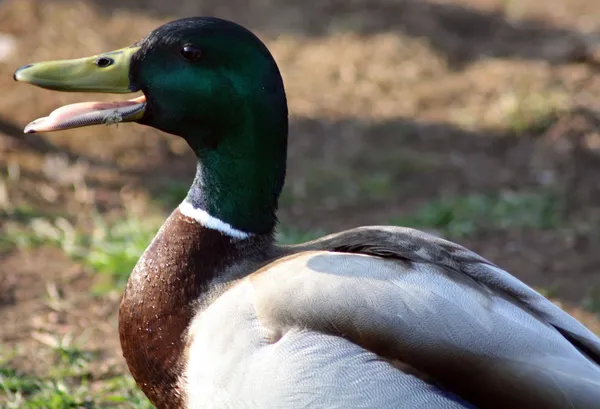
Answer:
[1,0,600,382]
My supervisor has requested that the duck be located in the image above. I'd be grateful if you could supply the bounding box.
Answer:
[13,16,600,409]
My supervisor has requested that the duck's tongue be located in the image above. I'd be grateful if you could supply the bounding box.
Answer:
[24,96,146,134]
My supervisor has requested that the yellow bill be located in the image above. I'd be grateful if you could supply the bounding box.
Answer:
[14,45,145,133]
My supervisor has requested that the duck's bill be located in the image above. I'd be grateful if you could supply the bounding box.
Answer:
[13,45,145,134]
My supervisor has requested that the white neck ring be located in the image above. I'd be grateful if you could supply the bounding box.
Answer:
[178,201,251,240]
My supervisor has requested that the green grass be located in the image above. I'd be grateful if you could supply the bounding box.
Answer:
[1,211,162,293]
[81,214,162,294]
[0,369,153,409]
[392,190,564,238]
[46,336,98,379]
[0,345,153,409]
[0,368,40,397]
[1,205,44,222]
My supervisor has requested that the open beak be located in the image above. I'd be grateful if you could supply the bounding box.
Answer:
[13,45,145,134]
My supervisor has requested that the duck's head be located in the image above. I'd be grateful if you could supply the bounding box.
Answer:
[15,17,288,235]
[14,17,287,151]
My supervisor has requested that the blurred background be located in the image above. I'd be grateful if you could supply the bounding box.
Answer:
[1,0,600,407]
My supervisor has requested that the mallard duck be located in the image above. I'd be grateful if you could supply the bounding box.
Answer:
[14,17,600,409]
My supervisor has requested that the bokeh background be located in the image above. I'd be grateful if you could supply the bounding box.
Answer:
[1,0,600,407]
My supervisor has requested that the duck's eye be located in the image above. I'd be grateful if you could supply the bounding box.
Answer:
[95,57,114,68]
[180,45,202,62]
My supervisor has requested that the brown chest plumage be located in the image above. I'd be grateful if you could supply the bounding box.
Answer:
[118,209,244,408]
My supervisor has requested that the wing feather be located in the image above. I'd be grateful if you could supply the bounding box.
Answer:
[252,238,600,408]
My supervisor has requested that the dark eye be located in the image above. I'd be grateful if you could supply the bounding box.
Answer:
[95,57,114,68]
[180,45,202,62]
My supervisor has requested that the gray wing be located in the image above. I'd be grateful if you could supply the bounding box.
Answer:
[297,226,600,360]
[237,226,600,408]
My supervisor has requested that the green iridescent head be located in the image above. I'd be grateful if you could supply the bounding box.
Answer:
[15,17,289,234]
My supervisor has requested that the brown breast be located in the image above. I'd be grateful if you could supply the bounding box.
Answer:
[119,209,262,408]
